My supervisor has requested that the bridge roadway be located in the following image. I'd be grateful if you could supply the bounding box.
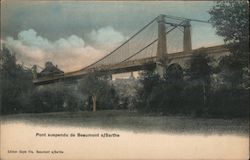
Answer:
[33,45,229,85]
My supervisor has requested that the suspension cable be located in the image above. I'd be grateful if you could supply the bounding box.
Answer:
[83,17,158,70]
[163,14,210,23]
[116,20,186,64]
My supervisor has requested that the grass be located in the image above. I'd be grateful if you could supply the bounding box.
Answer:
[1,110,249,135]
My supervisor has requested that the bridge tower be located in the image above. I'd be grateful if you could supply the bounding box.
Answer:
[183,20,192,52]
[32,65,37,79]
[156,14,167,78]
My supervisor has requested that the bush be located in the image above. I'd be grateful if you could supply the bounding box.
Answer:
[207,87,249,118]
[29,86,81,113]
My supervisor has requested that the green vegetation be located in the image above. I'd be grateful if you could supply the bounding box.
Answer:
[78,73,120,111]
[0,47,120,114]
[134,1,249,118]
[209,0,249,88]
[0,1,249,119]
[0,47,81,114]
[29,85,81,113]
[135,50,249,118]
[0,47,34,114]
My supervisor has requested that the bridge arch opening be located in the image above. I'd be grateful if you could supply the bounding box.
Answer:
[164,63,184,82]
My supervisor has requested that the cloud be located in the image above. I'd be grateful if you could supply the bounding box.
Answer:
[55,35,85,48]
[17,29,52,49]
[89,26,128,51]
[4,28,127,72]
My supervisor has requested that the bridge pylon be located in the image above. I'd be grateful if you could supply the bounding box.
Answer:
[32,65,37,80]
[183,20,192,52]
[156,14,167,78]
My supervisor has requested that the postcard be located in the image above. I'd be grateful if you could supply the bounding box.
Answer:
[0,1,249,160]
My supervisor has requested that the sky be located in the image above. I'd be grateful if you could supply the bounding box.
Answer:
[1,1,224,72]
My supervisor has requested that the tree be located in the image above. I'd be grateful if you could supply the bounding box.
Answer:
[209,1,249,46]
[135,70,161,113]
[0,47,34,114]
[218,55,244,87]
[187,51,213,85]
[79,73,119,111]
[209,1,249,87]
[29,84,80,113]
[0,47,82,114]
[138,70,160,96]
[185,51,213,115]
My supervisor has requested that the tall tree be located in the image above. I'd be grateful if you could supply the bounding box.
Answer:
[209,1,249,87]
[79,73,118,111]
[209,1,249,47]
[135,70,162,112]
[187,52,213,85]
[0,47,33,114]
[186,51,213,108]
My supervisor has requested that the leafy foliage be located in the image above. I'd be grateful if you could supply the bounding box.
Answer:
[209,0,249,45]
[0,47,81,114]
[207,87,249,118]
[79,74,119,110]
[209,1,249,88]
[29,85,80,113]
[186,51,213,84]
[134,49,248,118]
[1,0,249,120]
[0,47,34,114]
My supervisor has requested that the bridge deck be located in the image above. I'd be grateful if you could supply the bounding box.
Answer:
[33,45,228,85]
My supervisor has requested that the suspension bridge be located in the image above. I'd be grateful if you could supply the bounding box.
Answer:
[32,14,229,85]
